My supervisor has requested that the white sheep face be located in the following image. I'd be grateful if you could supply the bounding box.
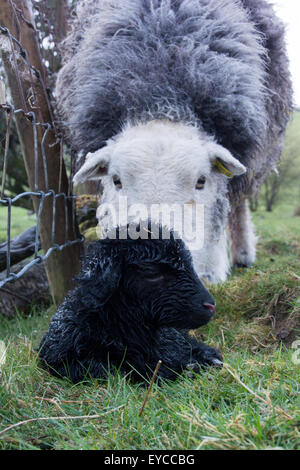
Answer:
[74,120,246,281]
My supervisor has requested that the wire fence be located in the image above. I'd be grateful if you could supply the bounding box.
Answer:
[0,1,84,291]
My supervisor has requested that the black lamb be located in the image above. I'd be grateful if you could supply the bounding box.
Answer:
[38,230,222,383]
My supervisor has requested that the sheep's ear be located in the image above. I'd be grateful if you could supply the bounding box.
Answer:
[73,148,110,185]
[208,143,246,178]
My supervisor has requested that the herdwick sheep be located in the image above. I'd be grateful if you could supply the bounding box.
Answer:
[38,226,222,383]
[56,0,293,283]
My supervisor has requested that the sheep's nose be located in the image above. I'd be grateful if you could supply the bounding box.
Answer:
[203,303,216,314]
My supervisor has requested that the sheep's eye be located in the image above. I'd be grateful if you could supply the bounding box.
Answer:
[113,175,122,189]
[195,176,206,190]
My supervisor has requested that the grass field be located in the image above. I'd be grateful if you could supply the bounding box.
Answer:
[0,197,299,450]
[0,206,36,243]
[0,117,299,450]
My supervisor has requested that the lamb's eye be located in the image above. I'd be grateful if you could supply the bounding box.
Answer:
[129,264,172,283]
[113,175,122,189]
[140,267,164,282]
[143,273,165,283]
[195,176,206,190]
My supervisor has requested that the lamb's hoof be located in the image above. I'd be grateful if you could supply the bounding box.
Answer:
[198,347,223,369]
[211,358,223,368]
[185,362,201,378]
[185,348,223,377]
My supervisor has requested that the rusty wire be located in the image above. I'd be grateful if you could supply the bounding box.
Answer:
[0,2,84,290]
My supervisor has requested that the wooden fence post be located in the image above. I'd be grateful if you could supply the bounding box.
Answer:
[0,0,83,306]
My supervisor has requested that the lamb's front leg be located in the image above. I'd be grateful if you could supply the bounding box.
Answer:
[153,329,222,380]
[186,339,223,372]
[228,199,257,268]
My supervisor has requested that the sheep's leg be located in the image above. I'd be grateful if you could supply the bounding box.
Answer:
[153,329,223,380]
[192,232,230,284]
[206,233,230,283]
[190,193,231,283]
[185,338,223,371]
[228,199,257,268]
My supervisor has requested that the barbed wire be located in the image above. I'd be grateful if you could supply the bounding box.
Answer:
[0,1,84,291]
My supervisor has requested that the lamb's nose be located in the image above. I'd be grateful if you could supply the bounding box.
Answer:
[203,303,216,314]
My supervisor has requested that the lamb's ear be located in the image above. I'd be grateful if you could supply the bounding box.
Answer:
[73,148,110,185]
[94,259,122,306]
[78,254,122,308]
[208,143,246,178]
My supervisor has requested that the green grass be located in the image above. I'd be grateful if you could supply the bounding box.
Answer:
[0,199,299,450]
[0,206,36,243]
[0,115,299,450]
